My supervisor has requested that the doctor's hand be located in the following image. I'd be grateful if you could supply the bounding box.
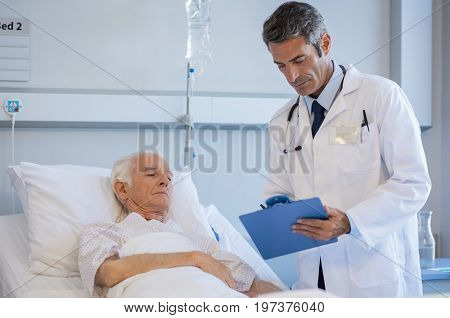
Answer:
[291,205,351,241]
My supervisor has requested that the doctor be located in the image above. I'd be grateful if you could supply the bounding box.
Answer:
[262,2,431,297]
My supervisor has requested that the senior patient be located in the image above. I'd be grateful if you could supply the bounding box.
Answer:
[78,151,280,298]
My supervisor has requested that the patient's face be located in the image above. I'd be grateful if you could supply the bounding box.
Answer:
[122,153,172,221]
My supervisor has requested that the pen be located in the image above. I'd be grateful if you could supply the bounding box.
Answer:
[260,204,267,209]
[362,110,369,132]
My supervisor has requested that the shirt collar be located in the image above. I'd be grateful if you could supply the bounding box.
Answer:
[122,211,163,225]
[304,61,344,114]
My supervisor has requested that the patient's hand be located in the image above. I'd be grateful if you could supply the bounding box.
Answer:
[194,252,237,290]
[243,280,282,298]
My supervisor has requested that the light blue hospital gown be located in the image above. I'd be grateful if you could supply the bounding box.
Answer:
[78,212,255,297]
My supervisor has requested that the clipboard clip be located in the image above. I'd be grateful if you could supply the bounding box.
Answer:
[265,195,292,208]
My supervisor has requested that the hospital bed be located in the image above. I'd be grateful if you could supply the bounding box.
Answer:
[0,162,328,298]
[0,209,282,298]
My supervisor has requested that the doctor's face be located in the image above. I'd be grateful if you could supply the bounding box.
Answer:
[268,35,331,98]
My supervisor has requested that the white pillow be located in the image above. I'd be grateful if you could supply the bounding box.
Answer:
[8,162,122,277]
[52,164,111,177]
[166,167,215,239]
[7,164,112,216]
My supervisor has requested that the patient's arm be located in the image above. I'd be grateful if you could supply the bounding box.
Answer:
[210,249,256,292]
[95,251,235,289]
[194,252,236,289]
[186,234,256,292]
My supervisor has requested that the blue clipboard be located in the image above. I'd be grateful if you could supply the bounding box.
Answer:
[239,197,338,260]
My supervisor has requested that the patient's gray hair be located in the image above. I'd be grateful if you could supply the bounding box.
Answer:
[111,153,136,221]
[262,1,327,57]
[111,153,135,189]
[111,151,163,188]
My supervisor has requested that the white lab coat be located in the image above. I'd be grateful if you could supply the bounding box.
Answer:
[263,65,431,297]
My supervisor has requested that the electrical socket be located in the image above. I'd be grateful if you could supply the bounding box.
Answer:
[3,99,23,116]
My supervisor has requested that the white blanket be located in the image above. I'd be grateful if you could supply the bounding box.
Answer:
[107,232,246,298]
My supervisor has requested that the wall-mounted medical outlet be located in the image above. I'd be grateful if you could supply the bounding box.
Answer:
[3,99,23,116]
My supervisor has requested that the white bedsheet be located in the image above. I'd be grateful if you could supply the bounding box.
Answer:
[0,214,87,297]
[108,232,246,298]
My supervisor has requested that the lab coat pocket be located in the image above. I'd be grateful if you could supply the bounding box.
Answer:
[337,123,378,172]
[345,235,400,288]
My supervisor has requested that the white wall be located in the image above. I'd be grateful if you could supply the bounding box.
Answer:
[0,0,394,129]
[390,0,433,127]
[421,0,444,253]
[0,0,390,94]
[439,0,450,257]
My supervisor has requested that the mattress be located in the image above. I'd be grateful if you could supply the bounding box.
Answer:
[0,213,87,297]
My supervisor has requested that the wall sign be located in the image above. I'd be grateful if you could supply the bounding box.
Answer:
[0,18,30,35]
[0,17,31,81]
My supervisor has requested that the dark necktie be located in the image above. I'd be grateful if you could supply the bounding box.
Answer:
[311,100,326,138]
[311,100,326,290]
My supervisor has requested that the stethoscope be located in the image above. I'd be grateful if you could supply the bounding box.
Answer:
[282,64,347,155]
[283,96,302,154]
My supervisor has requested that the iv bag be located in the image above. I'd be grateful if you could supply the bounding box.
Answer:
[185,0,212,78]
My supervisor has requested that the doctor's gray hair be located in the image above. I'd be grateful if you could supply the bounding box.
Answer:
[262,1,327,57]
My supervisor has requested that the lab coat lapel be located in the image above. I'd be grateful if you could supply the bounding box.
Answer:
[296,98,312,147]
[320,93,347,129]
[298,98,311,128]
[319,65,361,131]
[290,99,315,198]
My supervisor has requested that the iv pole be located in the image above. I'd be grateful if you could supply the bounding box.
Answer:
[183,62,194,167]
[183,0,212,168]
